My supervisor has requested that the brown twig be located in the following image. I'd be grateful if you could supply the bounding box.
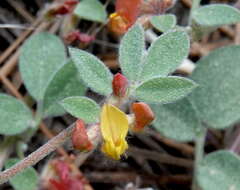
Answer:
[86,171,191,185]
[147,129,194,156]
[6,0,35,23]
[128,147,193,168]
[0,18,42,65]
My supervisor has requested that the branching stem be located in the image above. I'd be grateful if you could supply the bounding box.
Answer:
[0,123,100,184]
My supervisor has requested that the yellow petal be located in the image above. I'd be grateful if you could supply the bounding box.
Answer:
[100,104,129,159]
[100,104,128,143]
[102,140,128,160]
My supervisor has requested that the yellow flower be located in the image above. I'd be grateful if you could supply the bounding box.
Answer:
[100,104,129,160]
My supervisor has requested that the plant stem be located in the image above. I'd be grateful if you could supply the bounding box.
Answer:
[0,137,17,170]
[0,123,100,184]
[192,127,207,190]
[188,0,202,25]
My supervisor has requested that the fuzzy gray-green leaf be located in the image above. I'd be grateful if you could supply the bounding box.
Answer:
[74,0,107,23]
[193,4,240,27]
[151,98,201,141]
[5,158,38,190]
[150,14,177,33]
[189,45,240,128]
[43,60,86,117]
[197,151,240,190]
[135,76,197,104]
[61,96,100,123]
[141,31,189,81]
[19,33,66,101]
[0,94,33,135]
[69,47,113,95]
[119,24,145,81]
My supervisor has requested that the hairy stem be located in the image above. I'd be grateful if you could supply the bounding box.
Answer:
[0,123,100,184]
[188,0,202,25]
[192,127,207,190]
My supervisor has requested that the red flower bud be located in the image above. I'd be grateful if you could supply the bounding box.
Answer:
[131,102,155,132]
[112,73,128,98]
[64,30,95,44]
[53,4,71,15]
[72,120,93,151]
[64,0,79,6]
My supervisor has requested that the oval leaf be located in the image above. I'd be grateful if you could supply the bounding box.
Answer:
[151,98,201,142]
[119,24,145,81]
[197,151,240,190]
[135,76,197,104]
[193,4,240,27]
[5,158,38,190]
[61,96,100,123]
[0,94,33,135]
[74,0,107,23]
[189,45,240,128]
[142,31,190,81]
[150,14,177,33]
[19,33,66,101]
[43,60,86,117]
[69,47,113,95]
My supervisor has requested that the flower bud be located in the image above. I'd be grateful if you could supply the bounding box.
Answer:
[112,73,128,98]
[72,120,93,151]
[131,102,155,132]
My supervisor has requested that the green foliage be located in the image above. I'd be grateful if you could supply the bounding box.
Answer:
[135,76,197,104]
[61,96,100,123]
[150,14,177,33]
[43,60,86,117]
[193,4,240,27]
[197,151,240,190]
[74,0,107,23]
[189,45,240,128]
[69,47,113,95]
[19,32,66,101]
[141,31,189,81]
[5,159,38,190]
[151,98,201,141]
[0,94,32,135]
[119,24,145,81]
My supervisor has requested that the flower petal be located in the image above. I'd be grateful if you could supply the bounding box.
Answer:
[100,104,128,143]
[100,104,129,159]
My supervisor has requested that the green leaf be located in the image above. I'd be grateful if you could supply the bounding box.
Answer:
[193,4,240,27]
[151,98,201,142]
[69,47,113,95]
[150,14,177,33]
[119,24,145,81]
[0,94,33,135]
[197,151,240,190]
[5,158,38,190]
[19,32,66,101]
[135,76,197,104]
[61,96,100,123]
[141,31,190,81]
[189,45,240,128]
[43,60,86,117]
[74,0,107,23]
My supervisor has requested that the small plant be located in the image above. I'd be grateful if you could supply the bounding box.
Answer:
[1,0,240,190]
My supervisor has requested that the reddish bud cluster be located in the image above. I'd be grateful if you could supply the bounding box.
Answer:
[64,30,95,44]
[71,120,93,152]
[131,102,155,132]
[48,0,78,16]
[49,160,84,190]
[112,73,129,98]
